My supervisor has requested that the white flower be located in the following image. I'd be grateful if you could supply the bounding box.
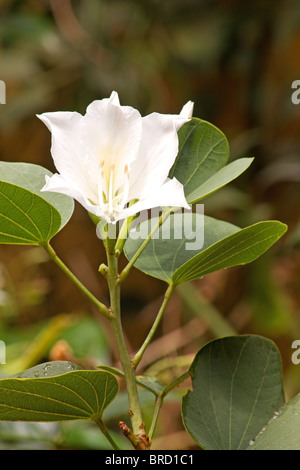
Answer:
[38,91,193,223]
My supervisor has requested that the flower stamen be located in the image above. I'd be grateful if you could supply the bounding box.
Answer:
[120,164,130,210]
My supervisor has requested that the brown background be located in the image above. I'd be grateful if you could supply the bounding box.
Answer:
[0,0,300,449]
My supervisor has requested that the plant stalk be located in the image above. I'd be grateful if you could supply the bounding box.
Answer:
[132,282,175,369]
[118,208,172,284]
[94,417,120,450]
[148,371,190,441]
[106,240,147,446]
[43,242,110,319]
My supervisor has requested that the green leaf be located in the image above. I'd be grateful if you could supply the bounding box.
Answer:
[186,157,254,204]
[124,213,239,282]
[169,118,229,201]
[0,180,61,245]
[0,362,119,422]
[98,365,165,397]
[172,220,287,284]
[248,393,300,450]
[0,161,74,230]
[11,361,82,378]
[125,214,287,284]
[182,335,285,450]
[136,375,166,396]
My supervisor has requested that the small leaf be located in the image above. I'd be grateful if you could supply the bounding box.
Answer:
[182,335,285,450]
[0,362,118,422]
[98,366,165,396]
[186,157,254,204]
[136,375,165,396]
[248,393,300,450]
[0,161,74,230]
[0,180,61,245]
[170,118,229,201]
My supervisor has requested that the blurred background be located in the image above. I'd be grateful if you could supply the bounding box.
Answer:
[0,0,299,450]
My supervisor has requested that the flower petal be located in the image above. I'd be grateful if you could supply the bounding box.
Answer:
[128,108,191,201]
[37,111,95,199]
[109,90,121,106]
[179,100,194,120]
[120,177,190,222]
[41,174,109,219]
[83,94,142,189]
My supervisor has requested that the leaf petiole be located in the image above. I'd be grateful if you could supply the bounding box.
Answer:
[43,242,110,319]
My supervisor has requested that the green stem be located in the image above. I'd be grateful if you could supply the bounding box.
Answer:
[132,282,175,369]
[94,417,120,450]
[106,242,145,437]
[148,396,163,442]
[43,242,110,319]
[118,208,172,284]
[148,371,190,441]
[161,370,190,397]
[114,201,138,255]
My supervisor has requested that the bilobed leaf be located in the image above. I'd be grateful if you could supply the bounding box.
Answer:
[125,215,287,284]
[124,213,240,282]
[170,118,229,201]
[172,220,287,284]
[248,393,300,450]
[0,362,118,422]
[182,335,285,450]
[0,180,61,245]
[0,161,74,230]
